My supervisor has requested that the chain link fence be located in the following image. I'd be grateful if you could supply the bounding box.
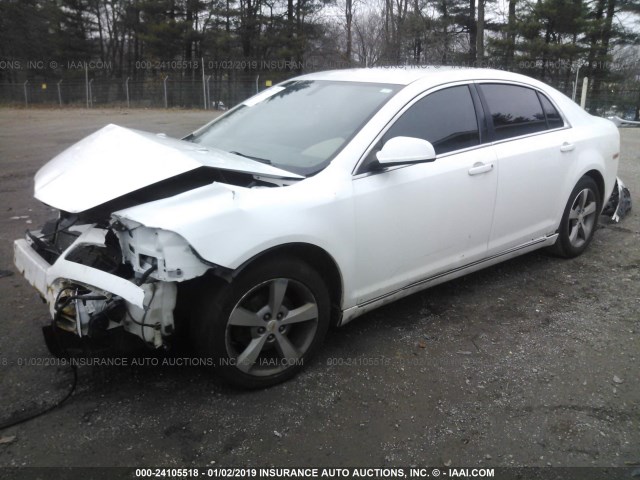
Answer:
[0,77,277,109]
[0,74,638,119]
[584,89,640,120]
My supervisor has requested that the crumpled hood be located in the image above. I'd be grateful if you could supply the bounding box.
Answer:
[34,124,302,213]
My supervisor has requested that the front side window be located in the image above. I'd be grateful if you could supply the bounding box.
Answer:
[480,84,547,141]
[383,85,480,155]
[190,80,401,176]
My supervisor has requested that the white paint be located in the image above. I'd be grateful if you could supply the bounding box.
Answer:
[376,136,436,164]
[35,124,302,213]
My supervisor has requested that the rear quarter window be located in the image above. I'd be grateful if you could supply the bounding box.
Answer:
[538,92,565,129]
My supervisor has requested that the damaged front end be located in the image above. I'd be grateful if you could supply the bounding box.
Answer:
[14,212,210,353]
[13,123,300,356]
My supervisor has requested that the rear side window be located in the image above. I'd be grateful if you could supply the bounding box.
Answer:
[538,93,564,129]
[480,84,547,141]
[384,85,480,155]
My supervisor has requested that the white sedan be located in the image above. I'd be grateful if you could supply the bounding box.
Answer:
[14,67,620,388]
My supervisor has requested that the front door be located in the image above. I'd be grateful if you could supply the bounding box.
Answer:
[352,84,498,305]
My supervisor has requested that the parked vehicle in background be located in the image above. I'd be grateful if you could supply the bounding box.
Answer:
[14,67,621,388]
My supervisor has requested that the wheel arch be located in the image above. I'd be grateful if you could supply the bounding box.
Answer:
[555,168,606,231]
[583,169,606,208]
[231,242,344,327]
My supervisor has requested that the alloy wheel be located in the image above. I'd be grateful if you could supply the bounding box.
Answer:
[225,278,319,376]
[567,188,597,249]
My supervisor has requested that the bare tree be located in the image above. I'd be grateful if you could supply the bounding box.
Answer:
[352,7,386,66]
[345,0,353,64]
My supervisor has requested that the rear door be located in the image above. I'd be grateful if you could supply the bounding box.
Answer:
[477,83,575,254]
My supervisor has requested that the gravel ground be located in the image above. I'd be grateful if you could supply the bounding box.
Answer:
[0,108,638,469]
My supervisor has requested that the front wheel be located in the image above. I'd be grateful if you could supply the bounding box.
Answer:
[192,257,330,389]
[550,176,602,258]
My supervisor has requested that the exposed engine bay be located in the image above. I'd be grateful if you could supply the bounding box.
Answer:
[13,123,308,354]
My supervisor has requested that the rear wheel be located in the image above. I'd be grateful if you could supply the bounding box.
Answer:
[550,176,601,258]
[192,257,330,389]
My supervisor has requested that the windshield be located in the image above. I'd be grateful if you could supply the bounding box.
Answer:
[190,80,401,176]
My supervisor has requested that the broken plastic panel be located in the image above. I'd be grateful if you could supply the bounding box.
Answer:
[603,177,632,223]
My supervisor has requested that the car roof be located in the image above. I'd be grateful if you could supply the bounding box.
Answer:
[295,67,542,88]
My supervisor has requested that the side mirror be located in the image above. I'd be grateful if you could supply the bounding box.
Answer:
[376,136,436,166]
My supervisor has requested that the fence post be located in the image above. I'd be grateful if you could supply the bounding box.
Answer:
[202,57,207,110]
[57,79,63,106]
[85,62,89,108]
[164,75,169,108]
[23,80,29,107]
[206,75,211,109]
[125,77,130,108]
[580,77,588,109]
[572,65,582,102]
[89,79,94,107]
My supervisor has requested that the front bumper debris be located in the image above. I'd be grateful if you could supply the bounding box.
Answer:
[14,227,145,313]
[13,224,178,349]
[603,177,632,223]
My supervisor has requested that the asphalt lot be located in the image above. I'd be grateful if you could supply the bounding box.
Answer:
[0,108,638,469]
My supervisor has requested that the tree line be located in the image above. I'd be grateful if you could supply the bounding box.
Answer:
[0,0,638,112]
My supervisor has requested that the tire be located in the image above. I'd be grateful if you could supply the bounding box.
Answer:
[191,257,330,389]
[549,176,602,258]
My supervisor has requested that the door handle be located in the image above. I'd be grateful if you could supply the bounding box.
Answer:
[468,162,494,176]
[560,142,575,152]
